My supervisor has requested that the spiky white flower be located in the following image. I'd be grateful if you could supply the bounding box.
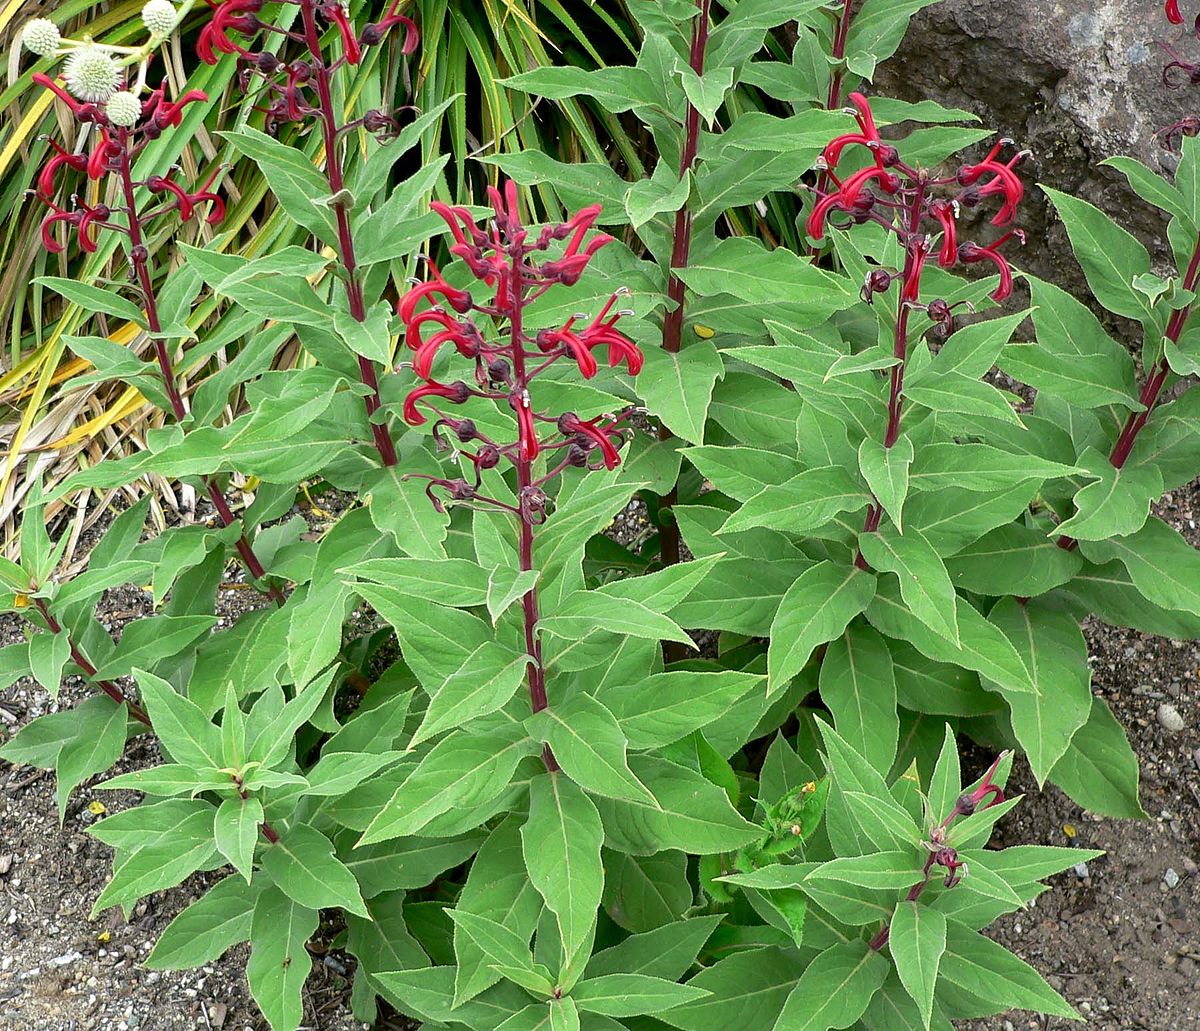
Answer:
[106,91,142,128]
[21,18,62,57]
[141,0,178,36]
[62,46,122,103]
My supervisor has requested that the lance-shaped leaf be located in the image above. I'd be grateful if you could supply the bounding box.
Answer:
[574,973,711,1017]
[411,641,530,747]
[1047,696,1145,818]
[526,695,656,805]
[260,822,368,917]
[1080,516,1200,616]
[859,436,914,531]
[522,774,605,966]
[658,947,799,1030]
[890,902,947,1029]
[246,887,318,1031]
[768,562,876,694]
[449,911,555,996]
[1055,446,1162,540]
[538,590,693,646]
[773,940,889,1030]
[722,466,872,535]
[860,525,959,646]
[638,339,724,444]
[133,669,222,768]
[819,627,898,775]
[146,874,261,970]
[602,670,763,749]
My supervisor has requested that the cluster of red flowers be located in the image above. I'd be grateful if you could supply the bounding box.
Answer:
[198,0,416,136]
[807,92,1027,310]
[397,181,642,519]
[33,75,220,253]
[1161,0,1200,148]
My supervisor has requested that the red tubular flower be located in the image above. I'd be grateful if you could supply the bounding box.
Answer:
[541,233,614,286]
[537,318,600,379]
[961,752,1008,813]
[559,413,622,470]
[413,321,480,378]
[32,73,81,115]
[40,208,75,253]
[929,199,959,266]
[86,130,121,179]
[155,89,208,128]
[958,229,1024,301]
[560,204,602,258]
[822,92,898,169]
[577,293,642,374]
[146,175,195,221]
[37,142,88,200]
[512,389,539,461]
[402,380,469,426]
[197,0,261,64]
[900,237,931,303]
[321,2,361,64]
[76,203,110,253]
[1167,0,1183,24]
[398,262,473,322]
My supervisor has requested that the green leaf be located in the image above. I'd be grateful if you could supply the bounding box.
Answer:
[585,916,723,980]
[602,670,763,749]
[222,127,337,245]
[539,590,693,646]
[930,310,1029,379]
[146,875,260,970]
[625,165,690,231]
[92,616,218,679]
[819,626,898,774]
[959,845,1104,886]
[365,464,451,560]
[1056,446,1161,540]
[891,902,947,1029]
[938,922,1077,1019]
[945,523,1081,597]
[684,445,804,502]
[768,562,876,694]
[597,756,761,855]
[1047,696,1145,817]
[1176,133,1200,229]
[722,466,871,535]
[334,302,394,366]
[411,642,529,747]
[28,631,70,698]
[360,726,533,844]
[521,773,605,964]
[246,886,318,1031]
[774,940,889,1030]
[526,695,655,805]
[658,947,799,1030]
[133,669,222,768]
[986,598,1093,786]
[92,819,219,916]
[1080,516,1200,616]
[449,911,552,995]
[1103,155,1193,227]
[907,444,1080,493]
[574,973,710,1017]
[638,340,723,444]
[601,850,692,934]
[907,482,1041,553]
[1003,278,1139,407]
[501,65,662,112]
[35,277,146,324]
[214,796,262,883]
[260,822,368,917]
[859,436,913,532]
[1042,186,1152,321]
[346,557,488,607]
[54,696,128,821]
[676,60,733,124]
[860,525,959,645]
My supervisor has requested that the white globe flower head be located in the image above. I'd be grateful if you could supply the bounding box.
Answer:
[21,18,62,57]
[63,45,122,103]
[106,91,143,128]
[141,0,178,36]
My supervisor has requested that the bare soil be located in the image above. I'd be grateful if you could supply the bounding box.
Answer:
[0,488,1198,1030]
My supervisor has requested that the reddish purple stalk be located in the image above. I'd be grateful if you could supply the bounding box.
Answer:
[115,134,286,606]
[658,0,711,580]
[298,0,398,469]
[808,0,857,259]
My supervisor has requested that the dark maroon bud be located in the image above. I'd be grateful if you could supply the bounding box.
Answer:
[256,52,280,73]
[476,444,501,469]
[566,443,589,467]
[955,792,977,817]
[456,419,477,442]
[448,381,472,404]
[487,359,510,384]
[556,411,578,435]
[290,61,312,83]
[861,268,893,303]
[448,478,477,501]
[360,22,383,45]
[131,244,149,264]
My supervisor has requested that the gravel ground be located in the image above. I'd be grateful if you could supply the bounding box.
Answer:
[1,486,1198,1030]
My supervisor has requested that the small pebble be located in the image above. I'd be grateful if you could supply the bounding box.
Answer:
[1157,703,1185,733]
[1074,862,1090,879]
[1164,868,1181,890]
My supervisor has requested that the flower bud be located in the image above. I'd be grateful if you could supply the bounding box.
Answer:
[21,18,62,57]
[63,46,122,103]
[105,91,142,128]
[141,0,178,36]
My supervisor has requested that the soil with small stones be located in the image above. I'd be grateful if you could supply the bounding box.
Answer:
[2,482,1199,1031]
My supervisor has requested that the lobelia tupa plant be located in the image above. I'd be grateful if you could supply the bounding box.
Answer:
[2,1,1199,1029]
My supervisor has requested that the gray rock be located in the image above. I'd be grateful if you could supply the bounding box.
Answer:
[1157,702,1186,732]
[1163,867,1181,889]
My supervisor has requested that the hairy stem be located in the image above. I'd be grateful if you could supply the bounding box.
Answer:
[117,133,286,606]
[33,599,151,726]
[300,0,398,468]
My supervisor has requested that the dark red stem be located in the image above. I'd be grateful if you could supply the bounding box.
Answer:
[508,252,558,773]
[116,132,286,607]
[808,0,856,259]
[299,0,398,468]
[657,0,710,617]
[855,186,925,569]
[1057,231,1200,551]
[33,598,151,726]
